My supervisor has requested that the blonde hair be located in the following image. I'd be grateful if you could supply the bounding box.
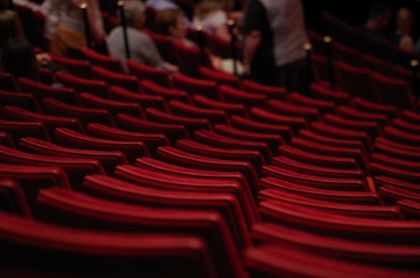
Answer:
[123,0,146,27]
[194,0,233,20]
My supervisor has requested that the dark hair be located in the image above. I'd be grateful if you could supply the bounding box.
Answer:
[369,2,391,19]
[156,9,184,35]
[0,9,23,49]
[0,38,39,80]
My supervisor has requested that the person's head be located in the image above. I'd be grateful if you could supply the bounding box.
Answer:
[396,7,413,34]
[367,2,391,30]
[156,9,187,39]
[0,9,23,49]
[123,0,146,29]
[195,0,234,19]
[0,38,39,80]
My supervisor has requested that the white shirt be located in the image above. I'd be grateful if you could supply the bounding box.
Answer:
[260,0,308,66]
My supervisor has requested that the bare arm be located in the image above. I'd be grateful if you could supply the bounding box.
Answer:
[243,30,261,75]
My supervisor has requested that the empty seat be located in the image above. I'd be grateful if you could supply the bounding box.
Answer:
[54,71,108,97]
[261,177,381,205]
[54,127,150,163]
[241,80,286,99]
[337,105,389,126]
[0,132,14,148]
[379,185,420,204]
[169,100,228,124]
[290,137,369,172]
[250,107,308,133]
[262,165,365,191]
[383,126,420,146]
[372,72,415,110]
[141,80,192,103]
[267,99,320,121]
[335,61,378,102]
[109,85,168,112]
[92,66,139,91]
[51,54,92,78]
[252,223,420,267]
[172,73,218,99]
[0,212,217,278]
[351,97,398,119]
[244,244,419,278]
[259,201,420,244]
[0,120,50,146]
[299,129,367,154]
[375,175,420,193]
[288,92,336,114]
[0,179,31,217]
[42,98,115,127]
[259,190,401,219]
[0,90,41,112]
[36,188,244,278]
[218,85,266,107]
[272,156,364,179]
[0,145,104,189]
[156,146,259,195]
[110,167,251,251]
[193,95,248,117]
[135,156,258,223]
[199,66,239,87]
[80,47,124,73]
[18,77,80,105]
[127,60,171,87]
[323,113,380,139]
[310,121,372,152]
[80,92,144,118]
[0,72,19,91]
[116,113,187,144]
[230,115,292,142]
[176,139,265,171]
[87,123,169,153]
[278,145,360,170]
[1,105,84,135]
[194,129,272,162]
[20,137,127,175]
[398,199,420,220]
[214,124,283,155]
[392,118,420,135]
[146,108,211,134]
[310,82,350,105]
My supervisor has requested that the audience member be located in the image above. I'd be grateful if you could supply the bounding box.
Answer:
[43,0,105,56]
[192,0,234,42]
[0,38,40,80]
[362,1,391,38]
[242,0,308,90]
[145,0,179,11]
[391,7,416,53]
[107,0,178,72]
[0,9,24,49]
[156,8,195,47]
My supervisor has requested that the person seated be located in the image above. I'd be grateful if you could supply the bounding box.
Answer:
[156,8,195,47]
[362,1,391,38]
[156,7,243,75]
[107,0,177,72]
[0,38,40,80]
[391,7,416,53]
[192,0,234,42]
[43,0,105,57]
[0,9,24,50]
[145,0,179,11]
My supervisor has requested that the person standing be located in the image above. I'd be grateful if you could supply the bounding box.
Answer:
[242,0,308,91]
